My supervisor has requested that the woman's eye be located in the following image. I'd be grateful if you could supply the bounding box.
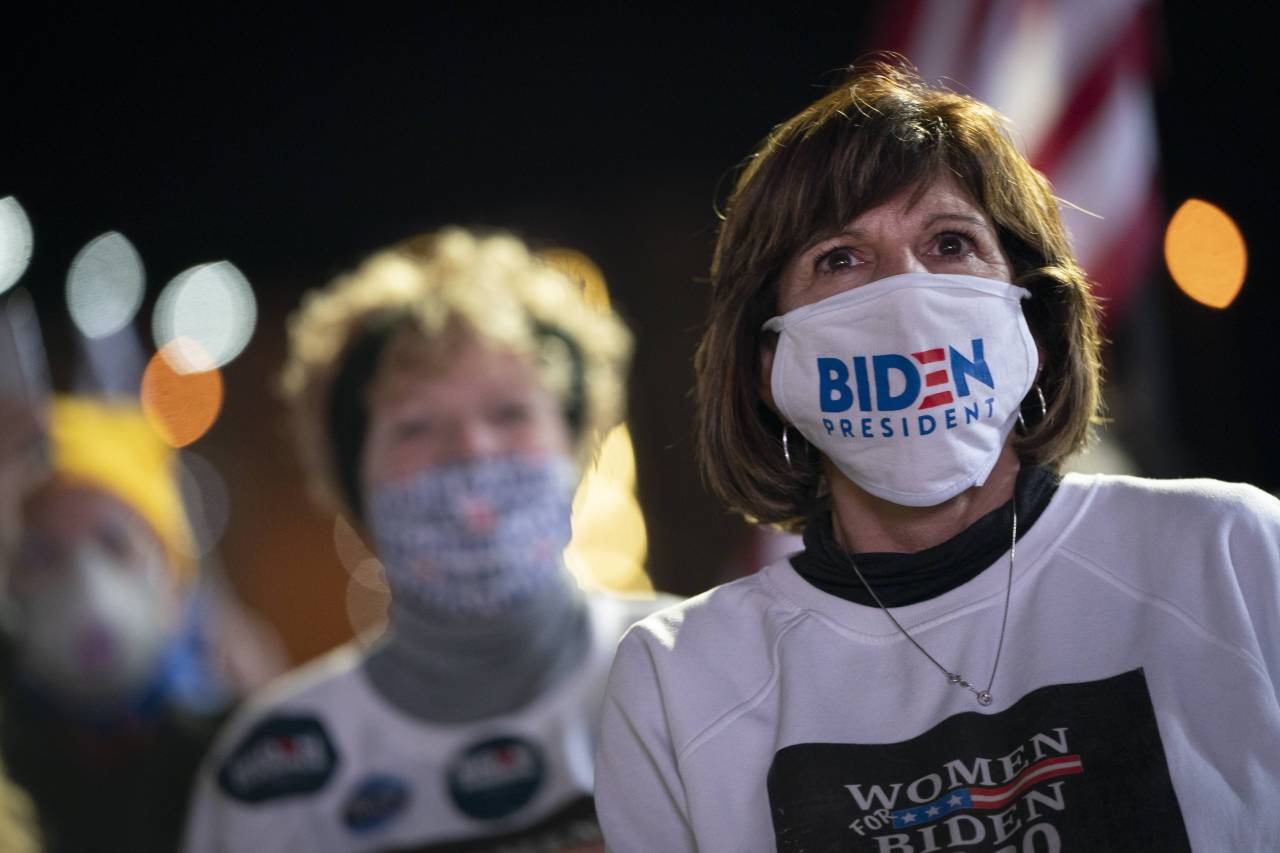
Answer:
[933,231,976,257]
[17,538,55,572]
[97,517,133,560]
[394,419,433,439]
[490,403,531,426]
[815,247,860,273]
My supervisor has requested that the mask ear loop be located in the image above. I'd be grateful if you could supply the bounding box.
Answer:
[782,424,793,468]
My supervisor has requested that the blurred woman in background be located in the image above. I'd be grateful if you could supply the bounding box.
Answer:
[0,395,238,853]
[183,227,665,851]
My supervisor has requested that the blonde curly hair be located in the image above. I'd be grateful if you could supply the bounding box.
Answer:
[280,227,633,517]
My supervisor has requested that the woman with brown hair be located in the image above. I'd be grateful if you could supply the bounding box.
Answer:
[595,63,1280,851]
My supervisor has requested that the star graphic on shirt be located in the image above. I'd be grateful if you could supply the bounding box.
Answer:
[900,811,917,824]
[948,794,965,807]
[926,805,942,817]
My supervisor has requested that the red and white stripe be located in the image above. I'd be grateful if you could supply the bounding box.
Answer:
[968,754,1085,809]
[874,0,1160,326]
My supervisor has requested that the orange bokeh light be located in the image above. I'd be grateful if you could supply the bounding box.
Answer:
[141,339,224,447]
[1164,199,1247,309]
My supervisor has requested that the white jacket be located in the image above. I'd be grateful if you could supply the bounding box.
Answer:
[184,594,663,852]
[597,474,1280,852]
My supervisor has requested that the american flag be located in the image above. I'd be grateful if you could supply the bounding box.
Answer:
[890,753,1086,828]
[873,0,1161,327]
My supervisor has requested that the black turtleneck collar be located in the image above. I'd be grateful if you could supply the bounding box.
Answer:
[791,464,1060,607]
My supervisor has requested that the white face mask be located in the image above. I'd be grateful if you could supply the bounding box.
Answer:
[763,272,1037,507]
[11,543,176,706]
[368,454,575,616]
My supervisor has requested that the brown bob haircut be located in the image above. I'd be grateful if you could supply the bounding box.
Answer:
[694,60,1103,530]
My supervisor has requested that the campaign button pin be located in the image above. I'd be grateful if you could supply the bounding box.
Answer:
[343,774,410,833]
[447,735,545,820]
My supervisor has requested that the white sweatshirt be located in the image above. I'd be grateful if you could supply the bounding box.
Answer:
[183,594,662,853]
[596,474,1280,852]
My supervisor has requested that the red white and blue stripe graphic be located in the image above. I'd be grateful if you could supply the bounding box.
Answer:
[890,754,1085,828]
[912,348,953,409]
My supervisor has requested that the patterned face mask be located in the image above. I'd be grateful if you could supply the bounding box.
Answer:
[366,454,576,616]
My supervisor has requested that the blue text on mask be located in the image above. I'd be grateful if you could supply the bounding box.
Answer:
[822,396,996,439]
[818,338,993,413]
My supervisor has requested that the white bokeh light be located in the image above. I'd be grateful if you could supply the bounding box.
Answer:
[345,558,390,646]
[334,513,377,577]
[151,261,258,370]
[0,196,34,296]
[66,231,146,339]
[177,449,231,558]
[334,514,390,644]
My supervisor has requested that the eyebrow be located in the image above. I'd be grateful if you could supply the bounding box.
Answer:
[923,212,991,231]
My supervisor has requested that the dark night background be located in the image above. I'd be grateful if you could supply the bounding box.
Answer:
[2,5,1274,662]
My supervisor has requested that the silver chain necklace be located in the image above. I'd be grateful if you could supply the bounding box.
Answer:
[843,504,1017,707]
